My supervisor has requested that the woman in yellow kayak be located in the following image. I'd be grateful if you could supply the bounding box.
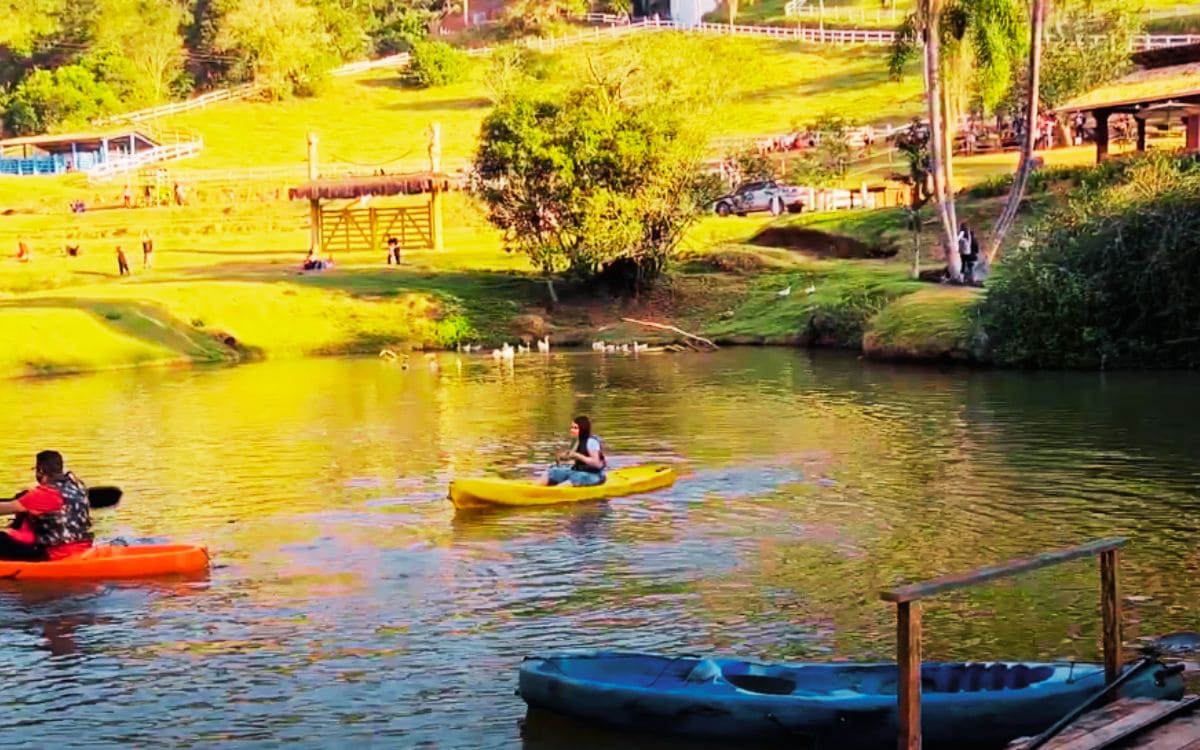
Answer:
[539,416,606,487]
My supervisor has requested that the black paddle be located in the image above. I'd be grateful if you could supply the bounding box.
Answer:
[5,486,122,509]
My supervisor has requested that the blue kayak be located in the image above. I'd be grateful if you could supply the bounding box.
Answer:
[518,652,1185,749]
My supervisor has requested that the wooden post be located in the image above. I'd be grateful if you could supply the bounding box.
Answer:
[1094,109,1111,163]
[1100,549,1122,685]
[428,122,444,252]
[1186,114,1200,153]
[369,206,379,258]
[898,601,922,750]
[1136,117,1147,153]
[307,132,322,255]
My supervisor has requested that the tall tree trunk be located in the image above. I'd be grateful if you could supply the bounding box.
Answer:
[940,83,960,251]
[986,0,1046,265]
[922,0,962,281]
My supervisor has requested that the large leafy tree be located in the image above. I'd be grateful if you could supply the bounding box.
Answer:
[473,71,716,300]
[214,0,337,97]
[88,0,189,106]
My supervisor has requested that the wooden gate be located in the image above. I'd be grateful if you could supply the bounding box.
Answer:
[320,205,432,254]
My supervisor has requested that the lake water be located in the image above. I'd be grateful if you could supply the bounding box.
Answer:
[0,349,1197,748]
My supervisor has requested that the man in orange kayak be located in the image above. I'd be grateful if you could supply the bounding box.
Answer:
[0,451,93,561]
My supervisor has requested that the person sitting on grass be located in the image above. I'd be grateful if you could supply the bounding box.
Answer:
[539,416,607,487]
[0,450,93,562]
[302,249,331,271]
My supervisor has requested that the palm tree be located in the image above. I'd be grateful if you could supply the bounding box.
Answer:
[890,0,1026,281]
[985,0,1046,265]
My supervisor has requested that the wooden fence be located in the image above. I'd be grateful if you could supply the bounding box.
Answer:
[320,205,433,254]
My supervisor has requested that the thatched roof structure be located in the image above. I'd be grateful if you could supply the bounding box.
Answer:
[1057,62,1200,114]
[288,172,456,201]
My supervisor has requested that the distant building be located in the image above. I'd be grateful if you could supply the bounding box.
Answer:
[439,0,508,32]
[670,0,718,25]
[0,130,160,176]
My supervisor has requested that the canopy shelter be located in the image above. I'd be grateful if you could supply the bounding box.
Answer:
[289,171,456,256]
[1056,60,1200,162]
[0,129,159,175]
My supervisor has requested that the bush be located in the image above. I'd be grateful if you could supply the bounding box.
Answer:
[982,153,1200,368]
[2,66,120,135]
[406,40,469,88]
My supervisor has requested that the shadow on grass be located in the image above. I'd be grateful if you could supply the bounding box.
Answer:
[385,96,493,112]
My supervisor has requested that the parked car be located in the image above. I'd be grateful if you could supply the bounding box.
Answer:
[712,180,805,217]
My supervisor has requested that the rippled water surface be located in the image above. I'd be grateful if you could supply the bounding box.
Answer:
[0,349,1198,748]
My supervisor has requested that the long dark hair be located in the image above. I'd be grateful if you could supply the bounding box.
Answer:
[573,415,592,452]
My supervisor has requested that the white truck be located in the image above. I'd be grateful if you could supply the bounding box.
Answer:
[712,180,805,217]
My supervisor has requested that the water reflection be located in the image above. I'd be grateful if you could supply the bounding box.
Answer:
[0,350,1196,747]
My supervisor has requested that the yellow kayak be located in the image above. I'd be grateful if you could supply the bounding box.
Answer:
[449,464,678,509]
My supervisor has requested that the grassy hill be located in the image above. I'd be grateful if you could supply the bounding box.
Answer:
[0,31,1074,377]
[154,34,923,171]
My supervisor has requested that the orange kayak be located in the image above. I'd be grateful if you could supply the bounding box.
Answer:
[0,544,210,580]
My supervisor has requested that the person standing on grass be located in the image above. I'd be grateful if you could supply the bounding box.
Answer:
[387,236,401,265]
[116,245,130,276]
[141,230,154,270]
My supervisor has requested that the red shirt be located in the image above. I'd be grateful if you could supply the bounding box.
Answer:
[8,485,92,560]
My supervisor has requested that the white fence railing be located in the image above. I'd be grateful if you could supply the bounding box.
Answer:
[87,140,204,181]
[94,84,259,126]
[785,1,904,26]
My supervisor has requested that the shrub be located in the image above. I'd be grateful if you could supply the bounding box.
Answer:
[2,66,120,135]
[983,153,1200,368]
[406,40,469,88]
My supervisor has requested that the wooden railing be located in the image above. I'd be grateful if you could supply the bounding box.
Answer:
[879,537,1127,750]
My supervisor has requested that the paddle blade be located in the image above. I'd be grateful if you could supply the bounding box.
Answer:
[88,486,122,509]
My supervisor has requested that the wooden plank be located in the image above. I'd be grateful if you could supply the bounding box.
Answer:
[1101,549,1122,685]
[880,538,1127,603]
[1052,696,1200,750]
[897,601,922,750]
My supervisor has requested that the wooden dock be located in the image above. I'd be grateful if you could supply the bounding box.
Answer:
[1008,694,1200,750]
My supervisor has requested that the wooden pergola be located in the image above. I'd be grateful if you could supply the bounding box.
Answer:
[287,126,455,256]
[1057,61,1200,163]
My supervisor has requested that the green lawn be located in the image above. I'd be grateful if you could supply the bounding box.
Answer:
[155,33,921,171]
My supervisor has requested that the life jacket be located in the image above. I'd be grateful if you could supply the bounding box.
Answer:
[29,473,93,549]
[572,435,607,474]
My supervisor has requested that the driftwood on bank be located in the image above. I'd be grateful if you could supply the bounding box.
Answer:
[620,317,719,350]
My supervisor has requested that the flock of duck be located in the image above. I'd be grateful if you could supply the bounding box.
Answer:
[377,336,655,369]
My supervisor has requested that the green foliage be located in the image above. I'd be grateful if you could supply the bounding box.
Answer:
[894,118,933,208]
[2,65,119,135]
[473,71,716,291]
[730,147,778,182]
[406,39,469,88]
[502,0,588,35]
[214,0,338,98]
[86,0,189,106]
[790,112,855,187]
[1036,3,1142,108]
[983,153,1200,368]
[889,0,1027,114]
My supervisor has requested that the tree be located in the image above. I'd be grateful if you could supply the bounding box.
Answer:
[889,0,1027,281]
[502,0,588,35]
[0,0,69,57]
[985,0,1044,264]
[214,0,337,97]
[88,0,189,106]
[2,65,119,134]
[473,73,715,300]
[894,119,935,279]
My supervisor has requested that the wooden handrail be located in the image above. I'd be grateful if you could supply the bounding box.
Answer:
[880,538,1129,750]
[881,537,1127,603]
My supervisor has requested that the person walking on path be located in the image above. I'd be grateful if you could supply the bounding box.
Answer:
[116,246,130,276]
